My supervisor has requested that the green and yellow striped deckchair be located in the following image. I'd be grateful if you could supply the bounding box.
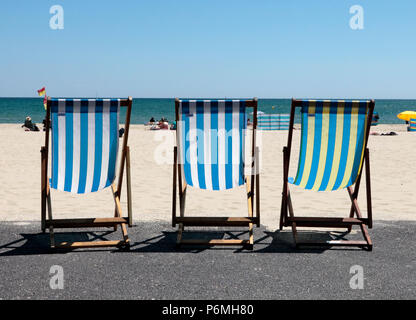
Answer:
[280,99,375,250]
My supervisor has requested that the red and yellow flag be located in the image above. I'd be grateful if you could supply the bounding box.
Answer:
[37,87,46,96]
[37,87,47,109]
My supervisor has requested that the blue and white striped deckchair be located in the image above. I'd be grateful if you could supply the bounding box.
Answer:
[41,97,133,249]
[280,99,375,250]
[257,114,290,130]
[172,99,260,249]
[50,99,120,194]
[409,118,416,132]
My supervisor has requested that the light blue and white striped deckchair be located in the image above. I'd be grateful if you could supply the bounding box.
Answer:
[257,114,290,130]
[41,97,133,249]
[280,99,375,250]
[172,99,260,249]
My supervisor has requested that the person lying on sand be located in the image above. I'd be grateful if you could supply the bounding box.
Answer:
[370,131,397,136]
[149,121,167,130]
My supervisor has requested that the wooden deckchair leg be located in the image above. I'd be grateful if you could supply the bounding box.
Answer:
[246,177,252,214]
[180,187,187,218]
[246,177,254,249]
[177,188,187,245]
[347,150,371,231]
[347,166,363,232]
[174,120,188,243]
[255,147,260,227]
[347,186,372,250]
[175,154,187,247]
[351,193,373,250]
[364,149,373,229]
[279,144,299,245]
[113,148,129,231]
[172,146,193,248]
[111,184,130,247]
[280,146,289,230]
[248,223,254,248]
[176,223,184,247]
[287,188,298,247]
[243,145,259,248]
[46,184,55,248]
[280,195,286,230]
[280,145,298,246]
[177,140,187,220]
[41,147,47,233]
[113,151,123,232]
[172,147,177,227]
[358,223,373,250]
[126,146,133,227]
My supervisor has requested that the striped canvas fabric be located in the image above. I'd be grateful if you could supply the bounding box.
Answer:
[290,100,370,191]
[50,99,120,194]
[178,100,247,191]
[409,118,416,132]
[258,114,290,130]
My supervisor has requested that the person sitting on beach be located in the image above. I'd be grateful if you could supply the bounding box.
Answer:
[119,127,125,138]
[22,116,33,129]
[146,117,156,125]
[158,119,169,130]
[145,117,157,127]
[42,118,51,131]
[371,112,380,126]
[22,116,39,131]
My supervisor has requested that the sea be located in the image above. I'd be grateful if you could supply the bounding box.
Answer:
[0,98,414,124]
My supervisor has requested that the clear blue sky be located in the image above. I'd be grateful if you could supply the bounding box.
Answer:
[1,0,415,99]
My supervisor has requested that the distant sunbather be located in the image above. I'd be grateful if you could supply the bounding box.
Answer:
[159,120,169,130]
[370,131,397,136]
[22,116,39,131]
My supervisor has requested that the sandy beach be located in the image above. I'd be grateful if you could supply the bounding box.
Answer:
[0,123,414,231]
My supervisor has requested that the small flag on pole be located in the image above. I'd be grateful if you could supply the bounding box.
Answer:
[37,87,46,96]
[37,87,47,109]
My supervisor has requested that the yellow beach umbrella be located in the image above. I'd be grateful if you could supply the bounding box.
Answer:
[397,111,416,122]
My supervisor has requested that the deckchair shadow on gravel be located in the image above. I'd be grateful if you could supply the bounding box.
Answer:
[41,97,133,249]
[172,98,260,249]
[280,99,375,251]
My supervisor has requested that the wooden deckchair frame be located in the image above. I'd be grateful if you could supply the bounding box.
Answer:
[172,98,260,250]
[280,99,375,251]
[41,97,133,249]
